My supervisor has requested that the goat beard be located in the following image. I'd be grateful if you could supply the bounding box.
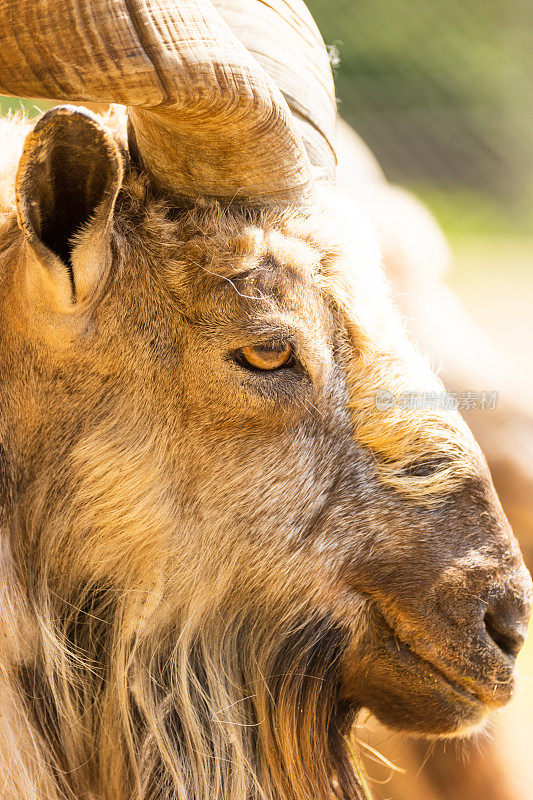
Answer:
[10,585,363,800]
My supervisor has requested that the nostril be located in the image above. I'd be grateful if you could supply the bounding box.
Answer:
[483,609,526,659]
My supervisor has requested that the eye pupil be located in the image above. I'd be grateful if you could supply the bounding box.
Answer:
[238,342,293,371]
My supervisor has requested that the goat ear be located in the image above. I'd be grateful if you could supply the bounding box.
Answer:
[15,106,123,309]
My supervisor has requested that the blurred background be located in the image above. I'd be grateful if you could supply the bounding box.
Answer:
[306,0,533,371]
[309,0,533,231]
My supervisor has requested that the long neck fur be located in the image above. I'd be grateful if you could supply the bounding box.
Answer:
[1,568,361,800]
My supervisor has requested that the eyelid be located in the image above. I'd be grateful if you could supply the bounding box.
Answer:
[236,330,298,351]
[239,321,291,336]
[240,335,296,355]
[251,339,292,353]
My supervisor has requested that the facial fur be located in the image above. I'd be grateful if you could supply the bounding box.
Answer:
[0,112,530,800]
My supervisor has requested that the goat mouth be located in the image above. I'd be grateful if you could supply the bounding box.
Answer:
[344,604,512,736]
[376,608,517,712]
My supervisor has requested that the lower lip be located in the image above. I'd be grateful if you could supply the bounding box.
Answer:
[382,633,484,705]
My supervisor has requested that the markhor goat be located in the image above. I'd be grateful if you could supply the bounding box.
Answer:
[0,1,530,800]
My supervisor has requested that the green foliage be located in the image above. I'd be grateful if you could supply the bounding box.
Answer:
[308,0,533,199]
[0,96,53,117]
[410,185,533,238]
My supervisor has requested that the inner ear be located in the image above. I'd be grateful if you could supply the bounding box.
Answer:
[28,130,112,267]
[16,105,123,299]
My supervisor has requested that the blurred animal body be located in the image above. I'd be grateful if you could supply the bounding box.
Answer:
[0,2,530,800]
[337,119,533,800]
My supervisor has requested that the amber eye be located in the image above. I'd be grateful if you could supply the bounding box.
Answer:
[238,341,293,371]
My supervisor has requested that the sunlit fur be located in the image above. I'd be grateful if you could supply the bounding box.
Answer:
[0,111,528,800]
[0,113,477,503]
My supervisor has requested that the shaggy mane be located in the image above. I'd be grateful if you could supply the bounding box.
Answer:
[3,567,362,799]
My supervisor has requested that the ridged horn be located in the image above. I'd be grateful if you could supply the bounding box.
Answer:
[0,0,313,205]
[213,0,337,181]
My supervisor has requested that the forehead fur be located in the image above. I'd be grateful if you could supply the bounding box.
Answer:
[112,174,481,501]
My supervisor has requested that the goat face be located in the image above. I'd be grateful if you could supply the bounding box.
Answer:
[1,108,530,768]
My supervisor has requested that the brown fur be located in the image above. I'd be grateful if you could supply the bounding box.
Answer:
[0,109,530,800]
